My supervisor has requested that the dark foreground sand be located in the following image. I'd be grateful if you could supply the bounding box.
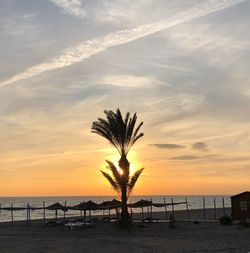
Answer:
[0,209,249,253]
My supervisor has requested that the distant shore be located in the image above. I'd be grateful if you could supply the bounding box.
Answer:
[0,207,231,224]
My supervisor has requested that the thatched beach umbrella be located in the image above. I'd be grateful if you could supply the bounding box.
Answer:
[99,199,121,209]
[72,202,86,210]
[129,199,152,208]
[152,201,187,207]
[129,199,152,221]
[99,199,122,219]
[85,200,99,221]
[47,202,66,221]
[74,200,99,222]
[152,200,187,220]
[84,200,99,210]
[71,201,99,222]
[72,202,86,221]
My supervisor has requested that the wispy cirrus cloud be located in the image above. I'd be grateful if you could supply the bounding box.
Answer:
[170,155,200,160]
[50,0,86,18]
[100,74,164,88]
[150,143,185,149]
[0,0,245,88]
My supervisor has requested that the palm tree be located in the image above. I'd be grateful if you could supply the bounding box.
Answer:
[101,160,144,227]
[91,109,144,228]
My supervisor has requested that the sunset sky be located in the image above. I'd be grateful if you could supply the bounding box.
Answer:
[0,0,249,196]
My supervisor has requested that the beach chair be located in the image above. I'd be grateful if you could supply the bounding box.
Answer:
[46,221,64,227]
[64,221,96,230]
[64,221,86,230]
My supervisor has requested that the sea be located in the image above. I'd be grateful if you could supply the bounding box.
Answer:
[0,195,231,222]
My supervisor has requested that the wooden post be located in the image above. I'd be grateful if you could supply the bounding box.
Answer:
[108,208,111,219]
[0,204,1,215]
[141,207,144,222]
[29,204,31,221]
[84,209,86,224]
[171,198,175,219]
[130,201,133,221]
[11,203,14,223]
[214,198,217,220]
[203,197,206,220]
[63,201,67,221]
[26,204,29,224]
[89,210,91,223]
[222,197,225,215]
[43,201,46,221]
[55,210,58,221]
[185,197,190,219]
[28,204,31,222]
[115,208,119,221]
[164,197,168,220]
[150,198,153,222]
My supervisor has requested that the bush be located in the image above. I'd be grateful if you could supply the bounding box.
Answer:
[219,215,233,225]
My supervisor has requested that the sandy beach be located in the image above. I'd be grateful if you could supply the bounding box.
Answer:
[0,208,249,253]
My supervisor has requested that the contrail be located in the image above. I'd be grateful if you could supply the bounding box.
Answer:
[0,0,245,87]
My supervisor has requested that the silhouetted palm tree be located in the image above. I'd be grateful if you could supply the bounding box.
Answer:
[91,109,144,228]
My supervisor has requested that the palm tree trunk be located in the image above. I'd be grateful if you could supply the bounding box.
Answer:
[119,153,130,228]
[121,184,129,228]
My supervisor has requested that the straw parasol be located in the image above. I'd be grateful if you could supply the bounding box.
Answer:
[99,199,121,209]
[47,202,67,221]
[47,202,66,211]
[99,199,122,219]
[84,200,100,222]
[153,201,187,207]
[129,199,152,221]
[72,202,86,210]
[84,200,99,210]
[129,199,152,208]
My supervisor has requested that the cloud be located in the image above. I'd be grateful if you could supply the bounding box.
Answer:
[192,142,208,151]
[0,0,245,88]
[170,154,250,162]
[170,155,200,160]
[50,0,86,18]
[95,0,170,27]
[150,143,185,149]
[164,22,250,68]
[100,74,164,88]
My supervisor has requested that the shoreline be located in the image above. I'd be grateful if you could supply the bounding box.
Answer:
[0,207,231,225]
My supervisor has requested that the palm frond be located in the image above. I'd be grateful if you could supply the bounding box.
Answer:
[132,133,144,145]
[100,170,120,192]
[132,121,143,142]
[92,108,144,155]
[127,168,144,195]
[105,160,123,186]
[125,114,137,150]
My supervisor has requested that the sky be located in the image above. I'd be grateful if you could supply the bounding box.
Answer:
[0,0,249,197]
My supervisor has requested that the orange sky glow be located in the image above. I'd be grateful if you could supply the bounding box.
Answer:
[0,1,249,197]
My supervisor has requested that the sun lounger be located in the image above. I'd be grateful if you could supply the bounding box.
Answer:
[64,221,95,230]
[46,221,64,227]
[143,217,159,223]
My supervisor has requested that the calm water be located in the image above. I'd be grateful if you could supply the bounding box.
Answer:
[0,195,231,222]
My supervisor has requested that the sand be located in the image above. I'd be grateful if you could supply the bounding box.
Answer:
[0,208,249,253]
